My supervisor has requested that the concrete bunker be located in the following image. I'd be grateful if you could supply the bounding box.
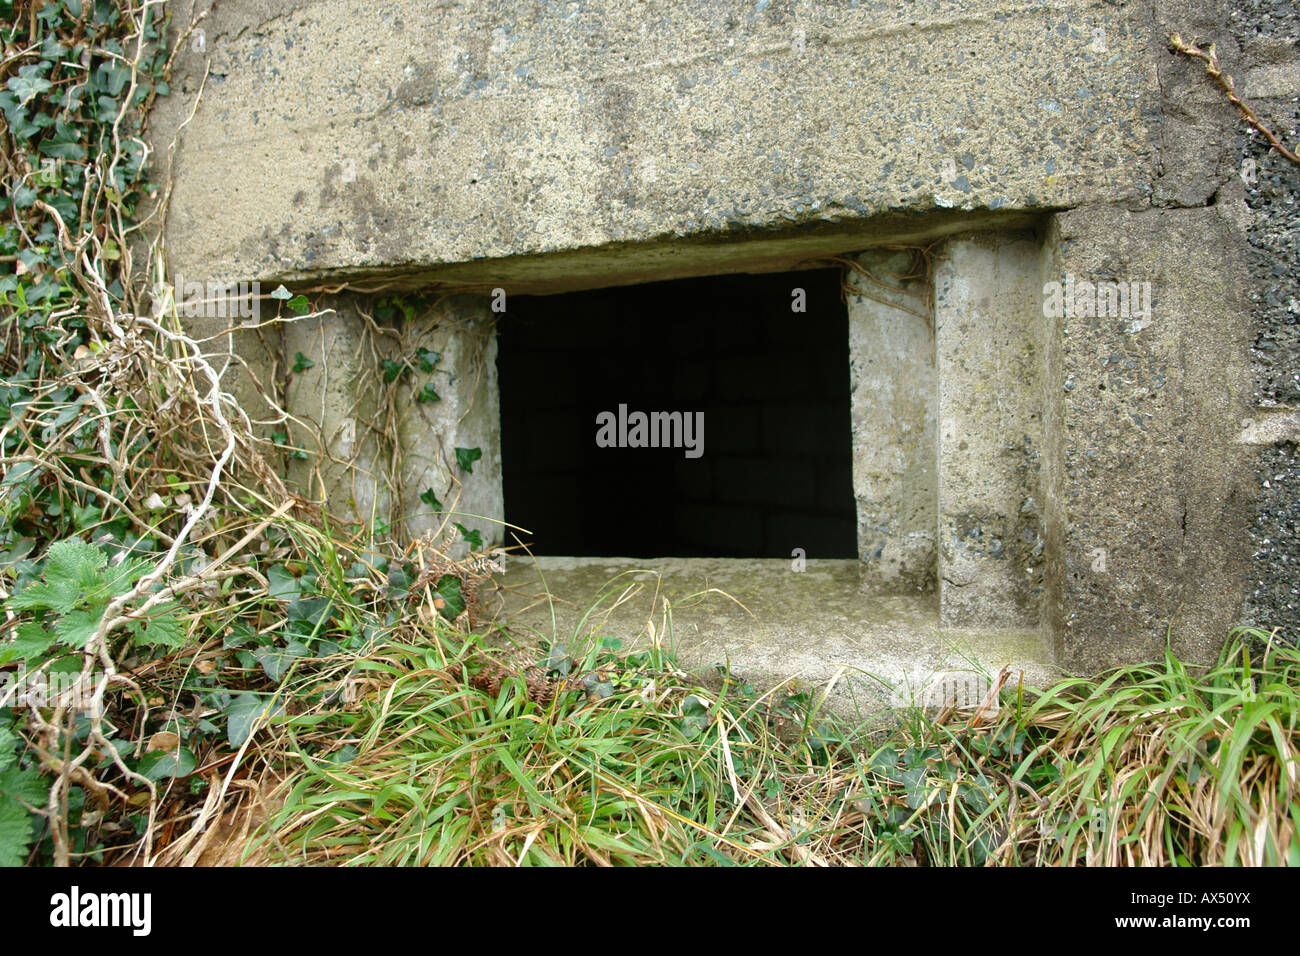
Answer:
[153,0,1271,712]
[190,210,1253,714]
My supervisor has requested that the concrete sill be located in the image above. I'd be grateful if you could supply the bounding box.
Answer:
[484,557,1058,718]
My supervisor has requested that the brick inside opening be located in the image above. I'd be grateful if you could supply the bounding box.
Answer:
[497,269,856,558]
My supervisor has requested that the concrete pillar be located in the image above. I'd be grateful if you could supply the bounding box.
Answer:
[848,249,937,592]
[1040,205,1253,669]
[934,234,1045,627]
[393,294,503,556]
[283,296,393,534]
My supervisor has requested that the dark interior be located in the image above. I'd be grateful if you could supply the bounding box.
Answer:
[496,268,856,559]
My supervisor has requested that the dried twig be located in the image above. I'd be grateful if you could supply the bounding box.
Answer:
[1168,33,1300,166]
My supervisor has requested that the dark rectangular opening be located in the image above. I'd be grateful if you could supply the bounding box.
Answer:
[497,268,856,558]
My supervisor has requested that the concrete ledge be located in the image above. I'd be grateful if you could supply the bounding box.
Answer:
[484,557,1058,718]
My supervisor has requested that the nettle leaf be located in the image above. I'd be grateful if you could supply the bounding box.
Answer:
[9,575,80,614]
[0,766,49,809]
[96,557,150,598]
[454,446,482,473]
[54,608,102,649]
[0,724,16,772]
[0,799,34,868]
[131,607,187,648]
[433,574,465,621]
[46,538,108,582]
[6,623,53,662]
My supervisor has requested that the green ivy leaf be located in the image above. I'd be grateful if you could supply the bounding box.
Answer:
[286,295,310,315]
[222,621,258,650]
[454,523,482,549]
[252,641,309,683]
[455,446,482,473]
[381,359,403,383]
[287,596,331,631]
[416,383,440,403]
[433,574,465,621]
[93,61,130,97]
[582,673,614,699]
[225,693,282,747]
[270,285,292,300]
[266,565,301,601]
[39,119,87,161]
[419,488,442,511]
[6,69,52,107]
[416,347,440,372]
[542,643,570,676]
[136,745,197,782]
[292,352,314,373]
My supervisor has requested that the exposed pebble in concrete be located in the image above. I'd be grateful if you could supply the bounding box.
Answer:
[1228,0,1300,635]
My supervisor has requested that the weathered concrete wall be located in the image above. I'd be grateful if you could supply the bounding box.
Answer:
[1227,0,1300,633]
[147,0,1298,677]
[1040,204,1256,668]
[268,293,502,553]
[848,249,936,592]
[151,0,1158,288]
[394,296,503,553]
[935,235,1045,628]
[283,299,393,532]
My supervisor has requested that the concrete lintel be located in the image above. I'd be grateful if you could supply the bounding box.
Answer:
[151,0,1153,283]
